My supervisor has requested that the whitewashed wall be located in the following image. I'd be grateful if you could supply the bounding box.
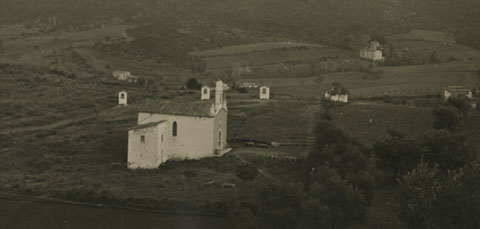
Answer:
[138,112,216,160]
[128,122,167,169]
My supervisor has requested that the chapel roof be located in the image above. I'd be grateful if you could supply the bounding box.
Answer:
[128,121,166,130]
[446,86,471,92]
[138,100,216,117]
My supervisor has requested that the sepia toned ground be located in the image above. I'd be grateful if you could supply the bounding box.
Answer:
[0,199,228,229]
[329,101,434,146]
[1,20,480,228]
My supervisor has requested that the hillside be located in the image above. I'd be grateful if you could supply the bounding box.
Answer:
[1,0,479,51]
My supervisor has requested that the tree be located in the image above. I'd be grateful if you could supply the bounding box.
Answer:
[374,133,421,182]
[228,202,260,229]
[398,160,480,228]
[235,164,258,181]
[420,129,475,173]
[431,160,480,228]
[306,120,375,206]
[255,183,304,229]
[447,96,471,115]
[310,176,367,228]
[432,106,462,131]
[398,160,441,228]
[300,197,331,229]
[185,77,201,90]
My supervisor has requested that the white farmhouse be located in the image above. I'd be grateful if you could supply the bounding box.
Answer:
[259,86,270,100]
[119,91,127,106]
[443,86,472,101]
[359,41,384,61]
[127,80,229,169]
[113,70,131,80]
[325,85,348,103]
[113,70,138,83]
[325,92,348,103]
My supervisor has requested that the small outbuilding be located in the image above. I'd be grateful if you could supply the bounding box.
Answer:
[325,84,348,103]
[259,86,270,100]
[112,70,138,83]
[443,86,472,101]
[119,91,128,106]
[201,86,211,100]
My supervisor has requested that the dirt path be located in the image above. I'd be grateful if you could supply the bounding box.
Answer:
[0,114,98,135]
[0,104,137,136]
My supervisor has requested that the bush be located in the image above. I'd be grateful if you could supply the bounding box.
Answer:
[185,77,201,90]
[447,96,471,115]
[432,106,462,131]
[236,87,249,93]
[235,164,258,181]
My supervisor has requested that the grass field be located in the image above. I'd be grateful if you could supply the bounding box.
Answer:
[388,30,480,62]
[189,42,326,57]
[192,42,357,78]
[0,63,319,212]
[0,24,131,66]
[328,102,434,146]
[318,61,480,99]
[228,99,321,142]
[0,23,193,88]
[228,59,479,100]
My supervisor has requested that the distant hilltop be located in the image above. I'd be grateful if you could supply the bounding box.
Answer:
[388,30,455,44]
[189,42,325,57]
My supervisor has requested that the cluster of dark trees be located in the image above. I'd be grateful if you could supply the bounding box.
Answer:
[228,95,478,228]
[374,96,479,228]
[227,118,376,229]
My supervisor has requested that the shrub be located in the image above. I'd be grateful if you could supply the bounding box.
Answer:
[432,106,462,131]
[185,77,201,90]
[447,96,471,115]
[235,163,258,181]
[236,87,249,93]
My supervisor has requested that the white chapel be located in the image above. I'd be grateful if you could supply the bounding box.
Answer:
[127,80,230,169]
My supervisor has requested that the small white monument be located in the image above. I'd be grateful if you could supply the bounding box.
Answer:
[119,91,128,106]
[201,86,211,100]
[259,86,270,100]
